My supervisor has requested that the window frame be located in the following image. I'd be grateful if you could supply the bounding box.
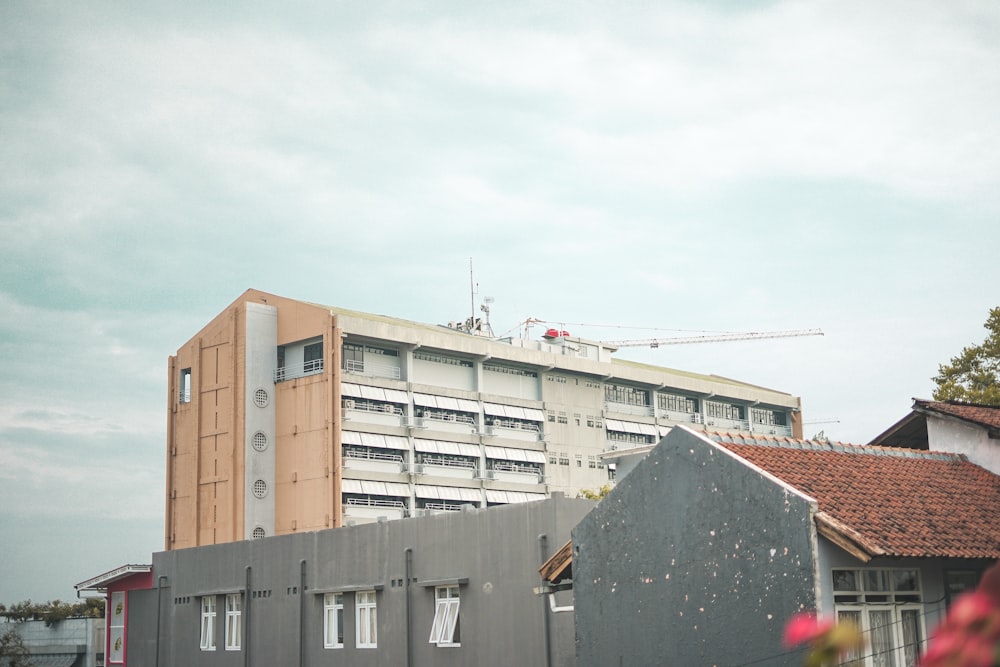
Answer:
[224,594,241,651]
[355,590,377,649]
[200,596,217,651]
[428,585,461,647]
[832,568,926,667]
[323,593,344,649]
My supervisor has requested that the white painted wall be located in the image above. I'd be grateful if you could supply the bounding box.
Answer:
[927,416,1000,474]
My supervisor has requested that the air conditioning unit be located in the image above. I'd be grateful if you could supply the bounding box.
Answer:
[413,508,429,517]
[344,399,355,409]
[382,404,394,413]
[410,464,424,475]
[485,470,497,480]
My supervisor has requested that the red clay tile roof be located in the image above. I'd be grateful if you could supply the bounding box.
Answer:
[915,399,1000,432]
[707,432,1000,559]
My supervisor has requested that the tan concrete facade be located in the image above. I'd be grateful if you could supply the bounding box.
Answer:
[166,288,806,551]
[166,290,345,550]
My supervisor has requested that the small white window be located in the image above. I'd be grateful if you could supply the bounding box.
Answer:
[323,593,344,649]
[428,585,461,647]
[180,368,192,403]
[355,590,377,648]
[200,596,216,651]
[224,594,241,651]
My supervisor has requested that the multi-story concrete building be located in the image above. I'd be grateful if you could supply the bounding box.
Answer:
[166,288,805,550]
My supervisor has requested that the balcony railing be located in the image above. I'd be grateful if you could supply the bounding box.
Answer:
[419,457,477,470]
[658,410,704,424]
[344,449,404,464]
[274,359,324,382]
[344,359,402,380]
[750,423,793,437]
[704,417,751,432]
[344,497,405,509]
[342,400,404,416]
[490,461,543,475]
[605,402,655,417]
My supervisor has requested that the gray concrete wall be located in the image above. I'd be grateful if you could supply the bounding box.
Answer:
[133,495,593,667]
[3,617,102,667]
[573,426,819,667]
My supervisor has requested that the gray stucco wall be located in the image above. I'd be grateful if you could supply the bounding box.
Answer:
[573,427,819,667]
[132,495,593,667]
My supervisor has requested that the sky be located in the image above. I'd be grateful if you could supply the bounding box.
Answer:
[2,0,999,605]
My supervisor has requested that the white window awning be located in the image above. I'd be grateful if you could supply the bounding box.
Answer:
[484,446,545,463]
[485,490,546,504]
[414,485,480,502]
[342,431,409,450]
[342,479,408,497]
[605,418,656,435]
[341,383,365,398]
[384,389,409,405]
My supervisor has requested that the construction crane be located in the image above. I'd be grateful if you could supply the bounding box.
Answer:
[604,329,824,348]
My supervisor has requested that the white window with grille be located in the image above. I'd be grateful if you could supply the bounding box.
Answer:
[323,593,344,649]
[355,590,377,648]
[200,596,216,651]
[833,568,925,667]
[428,585,461,647]
[224,594,241,651]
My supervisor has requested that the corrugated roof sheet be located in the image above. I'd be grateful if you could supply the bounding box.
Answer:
[707,432,1000,559]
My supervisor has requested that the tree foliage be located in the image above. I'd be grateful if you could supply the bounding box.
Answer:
[0,598,105,626]
[933,307,1000,404]
[577,484,613,501]
[0,627,35,667]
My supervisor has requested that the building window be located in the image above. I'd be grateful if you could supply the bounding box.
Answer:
[303,341,324,374]
[705,400,745,421]
[588,455,597,469]
[324,593,344,649]
[179,368,192,403]
[557,412,568,424]
[413,351,472,367]
[657,392,698,414]
[429,585,461,647]
[225,594,241,651]
[200,596,217,651]
[749,407,787,426]
[355,590,377,648]
[833,568,925,667]
[604,383,649,407]
[558,452,570,466]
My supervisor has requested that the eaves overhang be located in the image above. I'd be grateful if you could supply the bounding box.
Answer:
[75,564,152,593]
[813,512,887,563]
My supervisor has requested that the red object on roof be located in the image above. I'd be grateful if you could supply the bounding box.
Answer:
[708,432,1000,560]
[543,328,570,339]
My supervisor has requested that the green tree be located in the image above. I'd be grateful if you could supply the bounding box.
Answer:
[0,626,35,667]
[577,484,613,501]
[933,307,1000,404]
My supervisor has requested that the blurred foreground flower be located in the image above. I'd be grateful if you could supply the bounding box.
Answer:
[921,561,1000,667]
[783,612,865,667]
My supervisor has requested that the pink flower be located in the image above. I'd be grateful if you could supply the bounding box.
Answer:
[921,587,1000,667]
[783,612,835,648]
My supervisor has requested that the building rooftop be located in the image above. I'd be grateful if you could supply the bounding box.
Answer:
[868,398,1000,449]
[710,432,1000,560]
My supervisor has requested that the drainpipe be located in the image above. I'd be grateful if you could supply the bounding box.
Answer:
[404,547,413,667]
[245,566,252,667]
[155,575,168,667]
[538,534,552,667]
[299,560,307,667]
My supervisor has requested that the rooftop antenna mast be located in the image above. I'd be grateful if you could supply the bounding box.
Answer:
[469,257,476,329]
